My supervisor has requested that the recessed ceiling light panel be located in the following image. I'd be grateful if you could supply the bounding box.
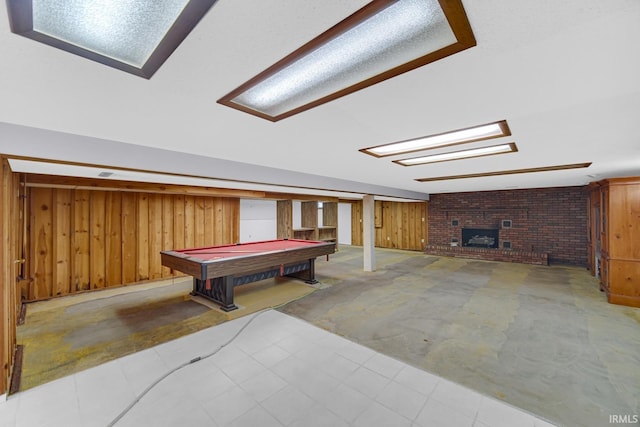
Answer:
[415,163,593,182]
[395,142,518,166]
[7,0,217,78]
[218,0,476,121]
[361,120,511,157]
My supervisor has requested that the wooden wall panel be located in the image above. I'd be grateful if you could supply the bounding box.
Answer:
[161,195,174,277]
[351,200,427,251]
[203,197,214,247]
[609,182,640,260]
[351,202,363,246]
[148,194,163,281]
[277,200,292,239]
[26,188,240,301]
[73,190,90,291]
[1,159,21,395]
[30,188,53,299]
[214,198,225,244]
[105,192,122,287]
[194,196,205,248]
[224,198,240,244]
[52,189,72,296]
[173,195,185,250]
[136,193,149,281]
[184,196,195,249]
[90,191,106,289]
[121,192,137,284]
[323,202,338,227]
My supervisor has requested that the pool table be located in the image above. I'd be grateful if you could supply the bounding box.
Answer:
[160,239,336,311]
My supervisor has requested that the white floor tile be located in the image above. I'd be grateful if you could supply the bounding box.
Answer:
[476,396,536,427]
[274,333,315,355]
[117,347,171,396]
[0,396,18,426]
[271,354,312,383]
[353,400,413,427]
[220,353,268,384]
[250,344,290,368]
[429,378,483,419]
[415,398,475,427]
[17,375,81,427]
[343,366,391,399]
[180,365,236,404]
[393,364,440,396]
[239,370,287,402]
[225,405,283,427]
[201,385,258,426]
[233,330,276,356]
[210,344,250,370]
[535,417,559,427]
[287,366,341,401]
[335,341,375,365]
[317,352,360,380]
[322,383,373,423]
[364,352,405,379]
[261,384,316,425]
[117,393,217,427]
[5,310,558,427]
[294,343,335,365]
[376,380,429,420]
[288,403,349,427]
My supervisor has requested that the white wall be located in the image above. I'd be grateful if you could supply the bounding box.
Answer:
[338,202,352,245]
[293,200,301,228]
[240,199,352,245]
[239,199,277,242]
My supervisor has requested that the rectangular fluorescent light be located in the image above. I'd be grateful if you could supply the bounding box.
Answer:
[415,163,593,182]
[218,0,475,121]
[6,0,217,78]
[394,143,518,166]
[361,120,511,157]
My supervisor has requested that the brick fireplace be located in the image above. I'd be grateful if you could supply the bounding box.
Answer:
[426,186,588,266]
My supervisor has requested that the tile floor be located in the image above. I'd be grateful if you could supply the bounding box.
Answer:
[0,310,557,427]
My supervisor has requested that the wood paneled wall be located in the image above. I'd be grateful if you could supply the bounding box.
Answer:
[351,200,428,251]
[0,158,21,395]
[27,187,240,301]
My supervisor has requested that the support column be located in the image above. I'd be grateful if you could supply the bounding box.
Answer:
[363,195,375,272]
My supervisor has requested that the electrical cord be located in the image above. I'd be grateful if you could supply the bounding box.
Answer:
[106,290,314,426]
[106,309,266,426]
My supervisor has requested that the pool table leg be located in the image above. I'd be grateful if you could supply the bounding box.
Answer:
[218,275,238,312]
[286,258,319,284]
[306,258,319,284]
[191,276,238,312]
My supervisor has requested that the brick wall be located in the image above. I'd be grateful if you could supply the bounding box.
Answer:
[428,186,588,266]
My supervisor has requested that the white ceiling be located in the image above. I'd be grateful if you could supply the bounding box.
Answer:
[1,0,639,199]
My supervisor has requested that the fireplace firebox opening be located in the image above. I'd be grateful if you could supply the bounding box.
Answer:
[462,228,499,248]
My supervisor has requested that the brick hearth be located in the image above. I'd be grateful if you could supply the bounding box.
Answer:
[425,244,548,265]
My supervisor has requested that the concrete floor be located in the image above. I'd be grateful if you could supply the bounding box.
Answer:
[15,245,640,427]
[17,276,316,391]
[281,246,640,427]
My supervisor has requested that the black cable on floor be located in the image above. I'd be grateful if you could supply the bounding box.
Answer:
[106,308,267,427]
[106,290,314,426]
